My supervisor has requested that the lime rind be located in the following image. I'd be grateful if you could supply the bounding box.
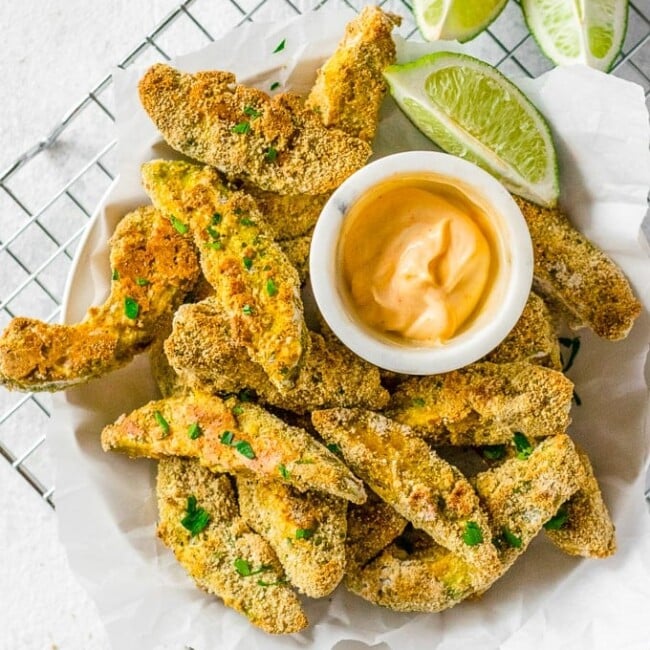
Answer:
[522,0,629,72]
[384,51,559,207]
[413,0,509,43]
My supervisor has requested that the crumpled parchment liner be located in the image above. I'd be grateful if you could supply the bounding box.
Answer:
[48,7,650,650]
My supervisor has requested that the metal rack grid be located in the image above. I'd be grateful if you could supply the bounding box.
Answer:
[1,0,649,509]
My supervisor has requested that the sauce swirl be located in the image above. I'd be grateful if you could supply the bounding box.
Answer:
[339,173,498,345]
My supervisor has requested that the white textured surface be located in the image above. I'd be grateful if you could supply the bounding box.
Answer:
[0,3,180,649]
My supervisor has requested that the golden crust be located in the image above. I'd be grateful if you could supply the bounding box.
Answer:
[101,390,366,504]
[138,64,371,195]
[0,206,199,391]
[346,490,407,568]
[483,292,561,370]
[279,231,312,284]
[545,446,616,558]
[164,297,389,414]
[141,159,307,392]
[237,478,347,597]
[513,196,641,340]
[156,458,307,633]
[388,361,574,445]
[306,6,401,142]
[311,408,501,587]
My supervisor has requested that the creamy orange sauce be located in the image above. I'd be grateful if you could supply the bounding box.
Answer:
[339,173,498,345]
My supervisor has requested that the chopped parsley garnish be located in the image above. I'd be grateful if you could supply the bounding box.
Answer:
[206,225,220,240]
[232,404,244,416]
[559,336,581,372]
[501,527,522,548]
[112,269,119,281]
[238,388,254,402]
[232,121,251,134]
[326,443,342,456]
[273,38,286,53]
[243,105,262,119]
[270,81,280,91]
[278,463,290,479]
[181,495,211,536]
[170,215,189,234]
[243,256,253,271]
[481,444,506,460]
[264,146,278,162]
[266,278,278,297]
[220,430,235,446]
[239,216,255,226]
[257,578,286,587]
[513,432,533,460]
[124,297,139,320]
[235,440,256,459]
[412,397,426,407]
[462,521,484,546]
[154,410,170,437]
[242,304,254,316]
[135,277,150,286]
[212,213,222,225]
[295,528,314,540]
[234,558,270,577]
[544,505,569,530]
[187,422,202,440]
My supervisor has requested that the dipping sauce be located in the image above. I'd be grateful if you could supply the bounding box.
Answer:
[339,173,499,346]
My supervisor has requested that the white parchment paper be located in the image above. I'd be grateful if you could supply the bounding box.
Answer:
[49,7,650,650]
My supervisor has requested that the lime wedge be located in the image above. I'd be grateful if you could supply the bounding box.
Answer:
[522,0,628,71]
[384,52,559,207]
[413,0,509,42]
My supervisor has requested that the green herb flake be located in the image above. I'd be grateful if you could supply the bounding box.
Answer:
[544,505,569,530]
[181,495,211,536]
[559,336,581,372]
[264,146,278,163]
[135,277,150,286]
[212,213,222,225]
[462,521,484,546]
[170,216,189,235]
[502,527,522,548]
[295,528,314,540]
[412,397,426,407]
[326,443,342,456]
[154,410,170,437]
[231,121,251,135]
[513,432,533,460]
[243,105,262,119]
[124,297,140,320]
[242,304,254,316]
[257,578,286,587]
[206,225,220,240]
[243,256,253,270]
[273,38,286,53]
[266,278,279,297]
[232,404,244,416]
[187,422,202,440]
[278,463,290,479]
[112,269,119,281]
[205,240,222,250]
[481,444,506,461]
[238,388,254,402]
[239,216,255,226]
[235,440,256,459]
[270,81,280,91]
[234,558,270,577]
[220,430,235,446]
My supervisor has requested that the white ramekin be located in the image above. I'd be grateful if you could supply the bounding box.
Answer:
[309,151,534,375]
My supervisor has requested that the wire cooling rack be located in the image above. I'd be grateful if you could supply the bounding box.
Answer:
[1,0,649,508]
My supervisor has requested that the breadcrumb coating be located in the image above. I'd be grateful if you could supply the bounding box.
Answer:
[138,64,371,195]
[156,458,307,633]
[545,446,616,558]
[306,6,401,142]
[388,361,574,445]
[311,408,501,586]
[513,196,641,340]
[238,478,347,597]
[0,206,199,391]
[101,390,366,504]
[141,159,307,392]
[164,297,389,414]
